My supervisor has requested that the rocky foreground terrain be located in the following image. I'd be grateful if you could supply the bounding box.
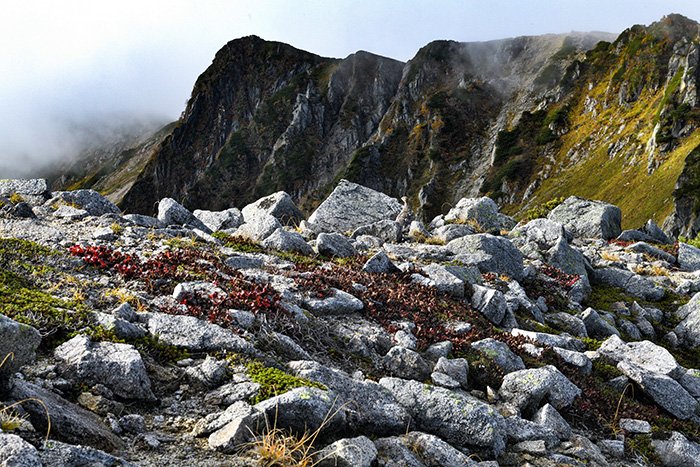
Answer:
[4,179,700,466]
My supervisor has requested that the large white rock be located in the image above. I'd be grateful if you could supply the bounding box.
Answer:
[0,314,41,391]
[144,312,253,354]
[379,377,507,454]
[54,335,154,401]
[308,180,402,233]
[241,191,303,226]
[547,196,621,240]
[444,196,516,232]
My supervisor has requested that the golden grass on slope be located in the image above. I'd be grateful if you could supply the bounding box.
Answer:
[528,78,700,229]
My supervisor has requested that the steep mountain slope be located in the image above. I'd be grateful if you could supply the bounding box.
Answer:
[497,14,700,234]
[350,33,610,219]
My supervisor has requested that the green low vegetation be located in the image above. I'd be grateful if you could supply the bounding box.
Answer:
[521,197,566,222]
[246,361,326,404]
[212,232,265,253]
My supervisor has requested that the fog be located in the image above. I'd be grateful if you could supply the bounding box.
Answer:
[2,0,700,177]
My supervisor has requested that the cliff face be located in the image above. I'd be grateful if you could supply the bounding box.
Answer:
[64,16,700,236]
[119,37,404,214]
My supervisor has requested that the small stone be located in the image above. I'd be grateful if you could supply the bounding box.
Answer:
[619,418,652,434]
[0,433,42,466]
[362,251,400,274]
[382,346,433,381]
[598,439,625,458]
[119,414,147,434]
[434,357,468,389]
[316,232,357,257]
[512,440,547,455]
[315,436,378,467]
[532,403,571,440]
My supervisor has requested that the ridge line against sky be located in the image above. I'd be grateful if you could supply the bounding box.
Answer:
[2,0,700,175]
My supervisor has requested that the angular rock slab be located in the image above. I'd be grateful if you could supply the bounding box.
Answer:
[241,191,303,226]
[261,228,314,255]
[471,338,525,374]
[379,377,507,454]
[444,196,516,233]
[193,208,243,231]
[674,292,700,348]
[598,335,683,379]
[351,219,402,243]
[289,360,410,436]
[315,436,378,467]
[0,178,48,196]
[382,346,433,381]
[254,387,346,439]
[447,233,524,281]
[362,250,400,274]
[679,242,700,272]
[547,196,621,240]
[513,218,569,250]
[54,335,154,401]
[39,440,137,467]
[46,189,120,216]
[11,380,124,452]
[144,312,253,354]
[652,431,700,466]
[499,365,581,414]
[303,288,363,315]
[471,285,508,325]
[157,197,209,231]
[618,360,698,420]
[235,213,281,242]
[0,433,42,467]
[316,232,357,257]
[308,180,402,233]
[208,402,262,453]
[592,267,665,301]
[374,437,424,467]
[400,431,477,466]
[0,314,41,392]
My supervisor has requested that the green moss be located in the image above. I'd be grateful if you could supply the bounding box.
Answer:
[626,434,661,465]
[0,238,57,259]
[246,361,326,403]
[0,268,90,348]
[680,235,700,249]
[582,337,603,351]
[592,358,623,381]
[521,197,566,222]
[212,232,265,253]
[584,285,630,312]
[274,251,320,267]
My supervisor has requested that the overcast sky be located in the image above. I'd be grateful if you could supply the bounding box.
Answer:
[2,0,700,175]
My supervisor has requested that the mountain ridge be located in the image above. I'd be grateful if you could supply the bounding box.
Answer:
[52,14,700,238]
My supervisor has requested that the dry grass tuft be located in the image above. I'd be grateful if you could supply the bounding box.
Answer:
[245,401,344,467]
